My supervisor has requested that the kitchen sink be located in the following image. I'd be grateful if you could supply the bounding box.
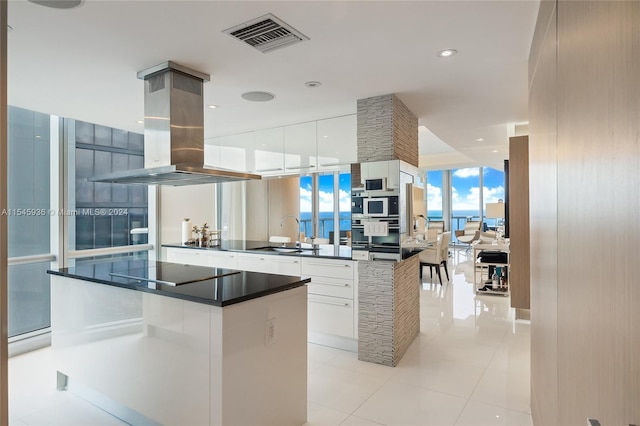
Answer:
[249,246,317,253]
[249,246,303,253]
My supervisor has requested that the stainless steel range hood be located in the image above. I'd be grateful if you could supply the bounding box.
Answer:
[89,61,261,186]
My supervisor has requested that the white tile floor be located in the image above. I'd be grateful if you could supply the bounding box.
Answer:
[8,249,532,426]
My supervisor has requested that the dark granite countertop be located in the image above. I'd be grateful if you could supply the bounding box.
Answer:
[47,259,309,307]
[163,240,353,260]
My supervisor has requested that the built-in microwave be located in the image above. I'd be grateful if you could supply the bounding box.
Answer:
[363,197,389,217]
[365,177,387,192]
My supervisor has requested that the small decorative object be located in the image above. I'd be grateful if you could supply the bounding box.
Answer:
[191,223,210,247]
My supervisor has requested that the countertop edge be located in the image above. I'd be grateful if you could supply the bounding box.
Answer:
[47,269,310,307]
[162,242,353,260]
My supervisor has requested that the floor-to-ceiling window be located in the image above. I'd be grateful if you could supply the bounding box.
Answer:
[299,175,313,238]
[427,166,505,244]
[68,119,151,264]
[6,110,156,355]
[299,171,350,245]
[451,167,481,242]
[426,170,444,220]
[482,167,505,229]
[6,107,53,344]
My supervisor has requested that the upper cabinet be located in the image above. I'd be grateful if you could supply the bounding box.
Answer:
[284,121,317,174]
[206,132,255,172]
[254,127,284,175]
[317,115,357,172]
[205,114,356,177]
[359,159,400,189]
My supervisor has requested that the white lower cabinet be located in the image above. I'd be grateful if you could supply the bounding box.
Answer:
[166,248,209,267]
[302,258,358,350]
[308,294,354,338]
[236,253,301,276]
[166,248,238,269]
[164,247,357,351]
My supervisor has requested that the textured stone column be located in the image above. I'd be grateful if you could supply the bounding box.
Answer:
[358,256,420,367]
[357,94,418,167]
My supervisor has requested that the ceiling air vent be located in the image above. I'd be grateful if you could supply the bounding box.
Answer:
[223,13,309,53]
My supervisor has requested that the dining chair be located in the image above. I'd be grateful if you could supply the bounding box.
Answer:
[418,231,451,285]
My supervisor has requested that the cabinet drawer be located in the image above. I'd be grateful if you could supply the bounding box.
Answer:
[268,256,301,276]
[301,258,354,280]
[308,295,354,338]
[166,249,210,267]
[204,252,238,269]
[237,253,301,276]
[307,276,353,299]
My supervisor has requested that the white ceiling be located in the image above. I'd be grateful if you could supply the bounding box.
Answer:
[7,0,539,171]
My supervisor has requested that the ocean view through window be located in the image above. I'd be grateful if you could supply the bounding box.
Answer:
[299,172,351,243]
[426,167,505,243]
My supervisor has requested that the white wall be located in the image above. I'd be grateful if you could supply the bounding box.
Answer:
[159,184,216,257]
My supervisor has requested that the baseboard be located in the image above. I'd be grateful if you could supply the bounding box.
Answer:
[308,332,357,352]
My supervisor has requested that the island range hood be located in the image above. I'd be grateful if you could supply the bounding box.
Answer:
[89,61,261,186]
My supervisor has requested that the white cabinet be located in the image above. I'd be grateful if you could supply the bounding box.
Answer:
[359,159,400,189]
[166,248,211,267]
[308,294,354,339]
[165,247,357,351]
[236,252,301,276]
[205,132,255,172]
[317,115,357,172]
[166,247,238,269]
[387,159,400,189]
[254,127,284,176]
[302,257,357,344]
[284,121,317,174]
[204,250,239,269]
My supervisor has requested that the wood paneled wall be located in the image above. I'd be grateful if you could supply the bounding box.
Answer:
[508,135,530,313]
[529,1,640,425]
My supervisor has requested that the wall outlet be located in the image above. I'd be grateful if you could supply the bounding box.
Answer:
[265,318,276,346]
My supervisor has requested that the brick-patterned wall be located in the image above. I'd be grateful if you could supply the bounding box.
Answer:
[356,94,418,167]
[393,255,420,365]
[392,95,419,167]
[358,260,395,366]
[358,257,420,367]
[357,94,394,163]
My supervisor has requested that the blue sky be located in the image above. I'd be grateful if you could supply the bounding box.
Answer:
[300,168,504,214]
[427,167,505,212]
[300,174,351,213]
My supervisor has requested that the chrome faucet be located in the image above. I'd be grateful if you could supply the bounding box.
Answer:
[279,215,300,246]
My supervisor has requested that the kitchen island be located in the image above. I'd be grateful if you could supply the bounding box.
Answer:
[163,242,359,352]
[47,259,309,426]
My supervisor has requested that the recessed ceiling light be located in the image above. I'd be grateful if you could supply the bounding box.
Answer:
[241,91,276,102]
[208,105,219,109]
[305,81,322,88]
[492,150,498,153]
[475,138,484,142]
[137,120,144,124]
[437,49,457,58]
[323,135,328,138]
[35,135,41,138]
[28,0,83,9]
